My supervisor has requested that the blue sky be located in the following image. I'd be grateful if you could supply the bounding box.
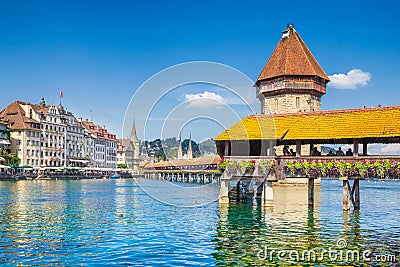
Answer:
[1,0,400,144]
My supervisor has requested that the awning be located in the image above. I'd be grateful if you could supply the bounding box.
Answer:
[0,164,10,169]
[69,159,89,163]
[0,140,10,145]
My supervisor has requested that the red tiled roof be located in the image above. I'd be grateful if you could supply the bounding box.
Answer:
[81,120,117,141]
[256,25,329,84]
[0,101,40,130]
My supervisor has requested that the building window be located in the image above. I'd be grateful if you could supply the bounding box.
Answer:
[274,98,278,109]
[296,97,300,108]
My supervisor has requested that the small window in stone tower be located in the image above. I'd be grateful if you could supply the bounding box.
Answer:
[275,98,278,109]
[296,97,300,108]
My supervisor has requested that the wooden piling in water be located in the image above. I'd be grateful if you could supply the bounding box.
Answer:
[353,179,360,210]
[219,180,229,204]
[261,181,273,208]
[343,179,351,211]
[308,177,314,208]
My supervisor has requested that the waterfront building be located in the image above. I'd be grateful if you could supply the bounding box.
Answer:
[0,101,41,166]
[0,97,117,168]
[35,102,67,167]
[117,138,135,168]
[65,112,86,166]
[79,119,95,167]
[81,120,117,169]
[0,120,11,153]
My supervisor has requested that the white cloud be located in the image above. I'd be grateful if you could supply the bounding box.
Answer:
[367,144,400,155]
[328,69,371,89]
[184,91,226,108]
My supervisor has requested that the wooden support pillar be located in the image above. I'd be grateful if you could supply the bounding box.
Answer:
[353,140,359,157]
[296,140,301,157]
[236,181,241,202]
[219,180,229,204]
[343,179,351,211]
[353,180,360,210]
[308,177,314,208]
[261,140,271,156]
[363,142,368,156]
[224,141,230,157]
[261,181,273,207]
[253,183,258,205]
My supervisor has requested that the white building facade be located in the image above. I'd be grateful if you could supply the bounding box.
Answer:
[0,98,117,168]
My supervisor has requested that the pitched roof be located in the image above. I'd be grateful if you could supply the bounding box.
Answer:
[215,106,400,142]
[145,155,221,169]
[0,101,40,130]
[256,24,329,84]
[81,120,117,141]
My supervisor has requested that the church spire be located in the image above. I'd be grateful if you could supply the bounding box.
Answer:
[177,132,183,159]
[130,114,139,143]
[187,129,193,159]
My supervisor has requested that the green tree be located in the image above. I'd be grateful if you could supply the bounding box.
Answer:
[117,163,127,169]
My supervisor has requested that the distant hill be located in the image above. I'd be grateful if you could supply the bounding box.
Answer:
[198,139,217,156]
[142,137,217,160]
[321,145,336,154]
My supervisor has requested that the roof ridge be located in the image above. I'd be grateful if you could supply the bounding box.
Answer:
[249,105,400,118]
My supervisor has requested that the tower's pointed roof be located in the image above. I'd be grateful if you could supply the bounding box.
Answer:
[177,132,183,159]
[187,129,193,159]
[256,24,329,84]
[130,114,139,142]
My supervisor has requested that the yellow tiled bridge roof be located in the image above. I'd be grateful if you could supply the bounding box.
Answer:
[215,106,400,142]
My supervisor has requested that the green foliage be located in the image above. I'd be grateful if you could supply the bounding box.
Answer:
[1,149,19,166]
[259,161,275,175]
[218,160,239,173]
[154,149,166,161]
[117,163,127,169]
[239,160,256,174]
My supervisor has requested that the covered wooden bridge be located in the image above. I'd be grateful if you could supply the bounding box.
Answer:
[214,105,400,210]
[143,155,221,183]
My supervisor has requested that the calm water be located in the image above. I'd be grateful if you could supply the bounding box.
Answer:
[0,178,399,266]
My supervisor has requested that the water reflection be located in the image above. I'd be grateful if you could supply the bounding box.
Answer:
[0,178,399,266]
[214,184,323,266]
[214,180,400,266]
